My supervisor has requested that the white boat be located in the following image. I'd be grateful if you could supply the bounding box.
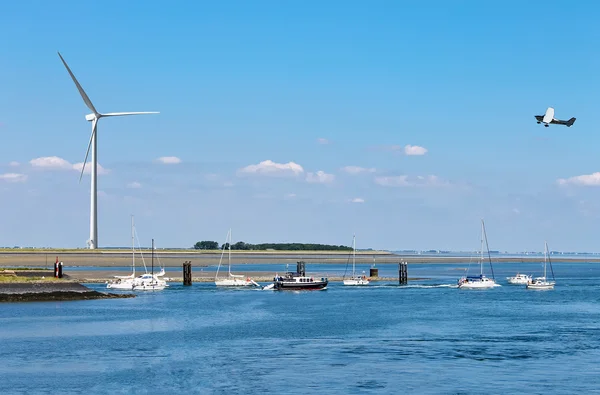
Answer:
[107,216,139,290]
[215,229,259,287]
[526,241,555,290]
[506,273,532,285]
[458,219,500,289]
[343,234,370,286]
[132,239,168,291]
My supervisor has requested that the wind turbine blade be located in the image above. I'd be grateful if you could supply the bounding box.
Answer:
[57,52,98,114]
[101,112,160,117]
[79,119,97,183]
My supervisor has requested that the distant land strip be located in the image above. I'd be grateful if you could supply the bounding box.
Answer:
[1,250,600,267]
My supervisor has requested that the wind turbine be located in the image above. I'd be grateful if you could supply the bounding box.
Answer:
[58,52,159,249]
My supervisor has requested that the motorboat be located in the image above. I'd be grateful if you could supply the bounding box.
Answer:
[273,262,328,290]
[506,273,532,285]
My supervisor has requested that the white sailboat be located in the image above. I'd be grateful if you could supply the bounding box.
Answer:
[215,229,259,287]
[526,241,555,290]
[343,234,370,286]
[132,239,168,291]
[458,219,500,289]
[107,216,138,290]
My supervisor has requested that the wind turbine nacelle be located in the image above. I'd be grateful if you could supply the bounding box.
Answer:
[85,113,97,121]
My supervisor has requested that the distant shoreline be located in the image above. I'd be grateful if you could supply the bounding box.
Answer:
[1,250,600,268]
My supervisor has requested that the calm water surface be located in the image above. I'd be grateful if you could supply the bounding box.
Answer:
[1,262,600,394]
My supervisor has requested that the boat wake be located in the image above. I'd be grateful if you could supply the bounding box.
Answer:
[369,284,458,289]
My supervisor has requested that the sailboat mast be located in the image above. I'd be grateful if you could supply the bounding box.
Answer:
[482,219,495,280]
[228,228,232,275]
[544,241,547,279]
[353,234,356,276]
[131,215,135,276]
[480,220,484,276]
[151,238,154,275]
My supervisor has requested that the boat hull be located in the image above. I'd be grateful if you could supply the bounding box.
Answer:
[506,274,532,285]
[274,281,328,291]
[343,278,370,286]
[132,283,167,291]
[106,281,134,290]
[526,282,555,290]
[507,278,530,285]
[458,279,500,289]
[215,279,255,287]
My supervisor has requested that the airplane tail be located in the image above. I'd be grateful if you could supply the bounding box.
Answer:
[567,117,576,126]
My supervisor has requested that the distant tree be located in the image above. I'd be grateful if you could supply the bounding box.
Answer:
[194,240,351,251]
[193,241,219,250]
[232,241,250,250]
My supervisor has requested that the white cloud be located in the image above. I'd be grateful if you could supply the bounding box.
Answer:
[306,170,335,184]
[341,166,376,175]
[72,162,109,175]
[127,181,142,189]
[285,193,297,198]
[30,156,73,170]
[156,156,182,165]
[0,173,27,183]
[558,172,600,186]
[30,156,109,175]
[8,161,19,167]
[350,197,365,203]
[238,160,304,177]
[317,138,330,145]
[404,145,428,156]
[375,175,446,187]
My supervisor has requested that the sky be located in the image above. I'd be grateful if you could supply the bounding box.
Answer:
[1,0,599,252]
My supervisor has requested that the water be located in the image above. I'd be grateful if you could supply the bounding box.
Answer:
[2,262,600,394]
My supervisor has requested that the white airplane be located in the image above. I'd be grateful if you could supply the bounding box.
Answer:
[535,107,576,127]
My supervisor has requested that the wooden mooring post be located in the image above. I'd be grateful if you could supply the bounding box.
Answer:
[399,261,408,285]
[183,261,192,286]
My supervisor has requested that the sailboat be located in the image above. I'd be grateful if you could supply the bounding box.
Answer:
[343,234,370,286]
[106,216,138,290]
[132,239,168,291]
[457,219,500,289]
[215,229,259,287]
[526,241,555,290]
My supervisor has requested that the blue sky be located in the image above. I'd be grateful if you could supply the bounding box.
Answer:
[1,0,599,251]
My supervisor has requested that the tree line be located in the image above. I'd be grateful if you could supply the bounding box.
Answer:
[193,240,352,251]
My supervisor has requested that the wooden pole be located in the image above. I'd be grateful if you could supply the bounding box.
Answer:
[399,261,408,285]
[183,261,192,286]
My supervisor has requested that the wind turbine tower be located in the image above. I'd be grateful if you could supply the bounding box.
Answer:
[58,52,159,249]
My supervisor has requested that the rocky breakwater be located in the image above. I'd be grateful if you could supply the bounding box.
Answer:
[0,270,135,302]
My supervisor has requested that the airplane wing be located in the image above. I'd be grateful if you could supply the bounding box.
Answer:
[534,115,543,121]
